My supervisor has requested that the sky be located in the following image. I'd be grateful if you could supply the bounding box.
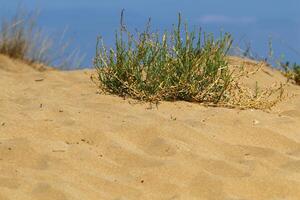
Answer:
[0,0,300,67]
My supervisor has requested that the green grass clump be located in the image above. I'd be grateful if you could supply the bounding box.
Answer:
[294,65,300,85]
[94,13,235,104]
[94,13,285,109]
[281,61,300,85]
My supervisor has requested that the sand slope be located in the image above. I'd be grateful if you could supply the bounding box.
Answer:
[0,54,300,200]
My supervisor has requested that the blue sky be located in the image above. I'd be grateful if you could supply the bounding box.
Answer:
[1,0,300,67]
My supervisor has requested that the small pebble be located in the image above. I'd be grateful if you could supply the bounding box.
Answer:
[253,119,260,125]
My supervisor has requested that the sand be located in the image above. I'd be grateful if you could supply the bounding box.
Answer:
[0,54,300,200]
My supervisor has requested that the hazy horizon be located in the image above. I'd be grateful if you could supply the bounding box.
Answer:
[1,0,300,67]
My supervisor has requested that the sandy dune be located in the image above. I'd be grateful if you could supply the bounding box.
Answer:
[0,54,300,200]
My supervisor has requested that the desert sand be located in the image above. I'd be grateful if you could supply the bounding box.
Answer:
[0,54,300,200]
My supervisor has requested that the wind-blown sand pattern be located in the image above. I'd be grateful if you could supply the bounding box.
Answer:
[0,54,300,200]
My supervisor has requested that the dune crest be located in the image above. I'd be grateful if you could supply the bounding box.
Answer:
[0,55,300,200]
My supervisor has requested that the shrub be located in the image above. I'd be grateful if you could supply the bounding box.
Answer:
[280,61,300,85]
[95,13,235,102]
[94,13,284,109]
[293,65,300,85]
[0,10,84,68]
[0,11,50,63]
